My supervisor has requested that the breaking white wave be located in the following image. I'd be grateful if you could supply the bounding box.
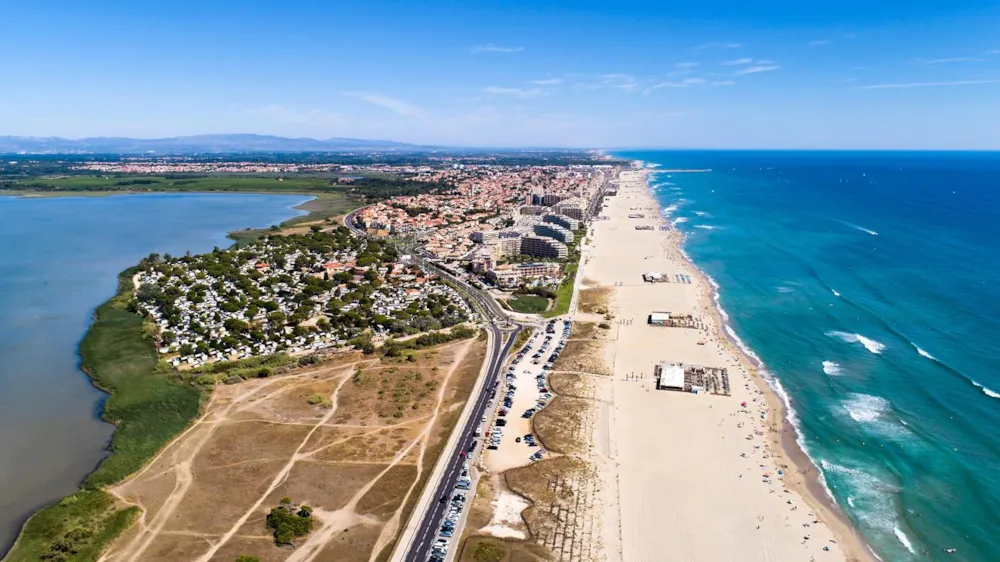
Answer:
[822,361,842,376]
[671,217,688,226]
[694,210,708,216]
[820,460,906,551]
[831,289,841,297]
[972,381,1000,399]
[826,331,886,354]
[894,527,916,554]
[693,224,718,230]
[843,393,891,423]
[911,344,936,361]
[776,286,794,294]
[837,219,879,236]
[662,204,678,216]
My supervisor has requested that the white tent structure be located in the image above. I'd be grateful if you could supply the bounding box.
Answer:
[656,362,685,391]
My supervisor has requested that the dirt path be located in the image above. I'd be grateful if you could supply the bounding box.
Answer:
[99,363,360,562]
[365,339,474,561]
[97,337,480,562]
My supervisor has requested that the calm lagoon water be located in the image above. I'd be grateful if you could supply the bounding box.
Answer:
[618,151,1000,561]
[0,192,309,554]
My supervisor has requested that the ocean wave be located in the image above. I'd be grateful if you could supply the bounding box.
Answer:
[820,460,905,549]
[911,344,937,361]
[693,224,718,230]
[826,330,886,354]
[831,289,841,297]
[671,217,688,226]
[694,211,708,216]
[822,360,842,376]
[776,286,794,294]
[836,218,879,236]
[972,381,1000,399]
[843,393,891,423]
[894,526,916,555]
[662,204,678,216]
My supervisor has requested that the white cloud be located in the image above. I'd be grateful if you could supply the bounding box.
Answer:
[859,79,1000,89]
[914,57,980,64]
[722,58,753,66]
[343,92,429,121]
[484,86,547,98]
[734,65,781,76]
[529,78,563,85]
[696,42,742,49]
[647,77,707,92]
[808,40,831,46]
[471,44,524,54]
[712,80,736,86]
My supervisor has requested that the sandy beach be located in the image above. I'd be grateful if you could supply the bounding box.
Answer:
[580,169,875,561]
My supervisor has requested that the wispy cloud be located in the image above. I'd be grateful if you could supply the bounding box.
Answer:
[646,77,707,92]
[914,57,980,64]
[859,79,1000,89]
[528,78,563,85]
[722,58,753,66]
[484,86,547,98]
[734,65,780,76]
[808,40,831,47]
[988,50,1000,55]
[470,44,524,54]
[696,42,742,49]
[343,92,428,120]
[712,80,736,86]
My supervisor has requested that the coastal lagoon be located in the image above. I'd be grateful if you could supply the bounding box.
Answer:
[0,192,309,554]
[621,151,1000,560]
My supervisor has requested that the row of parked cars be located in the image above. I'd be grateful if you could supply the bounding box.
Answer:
[429,461,472,561]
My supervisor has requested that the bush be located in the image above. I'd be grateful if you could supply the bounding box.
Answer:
[266,504,313,545]
[598,322,611,329]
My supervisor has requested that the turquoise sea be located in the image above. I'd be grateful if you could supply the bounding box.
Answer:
[616,151,1000,561]
[0,192,309,554]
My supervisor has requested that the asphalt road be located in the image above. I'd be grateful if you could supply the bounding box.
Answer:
[404,322,519,562]
[345,205,522,561]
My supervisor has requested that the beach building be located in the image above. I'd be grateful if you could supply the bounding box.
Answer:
[642,272,668,283]
[486,262,560,287]
[552,198,586,220]
[520,236,568,259]
[542,213,581,231]
[470,230,500,244]
[647,311,699,328]
[655,362,686,391]
[654,362,731,395]
[532,223,575,244]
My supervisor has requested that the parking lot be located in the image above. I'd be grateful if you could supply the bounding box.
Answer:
[425,319,570,562]
[482,319,570,473]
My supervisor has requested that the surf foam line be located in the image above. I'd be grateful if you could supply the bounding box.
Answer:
[640,164,850,516]
[907,341,1000,400]
[826,331,886,355]
[835,218,879,236]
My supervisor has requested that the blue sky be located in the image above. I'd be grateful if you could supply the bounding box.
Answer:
[2,0,999,148]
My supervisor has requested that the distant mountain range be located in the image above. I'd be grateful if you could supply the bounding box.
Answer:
[0,134,423,154]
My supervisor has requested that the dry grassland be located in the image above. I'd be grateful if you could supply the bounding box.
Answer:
[99,335,486,562]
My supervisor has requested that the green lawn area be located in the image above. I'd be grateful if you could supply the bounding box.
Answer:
[541,262,578,318]
[506,295,550,314]
[4,269,204,562]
